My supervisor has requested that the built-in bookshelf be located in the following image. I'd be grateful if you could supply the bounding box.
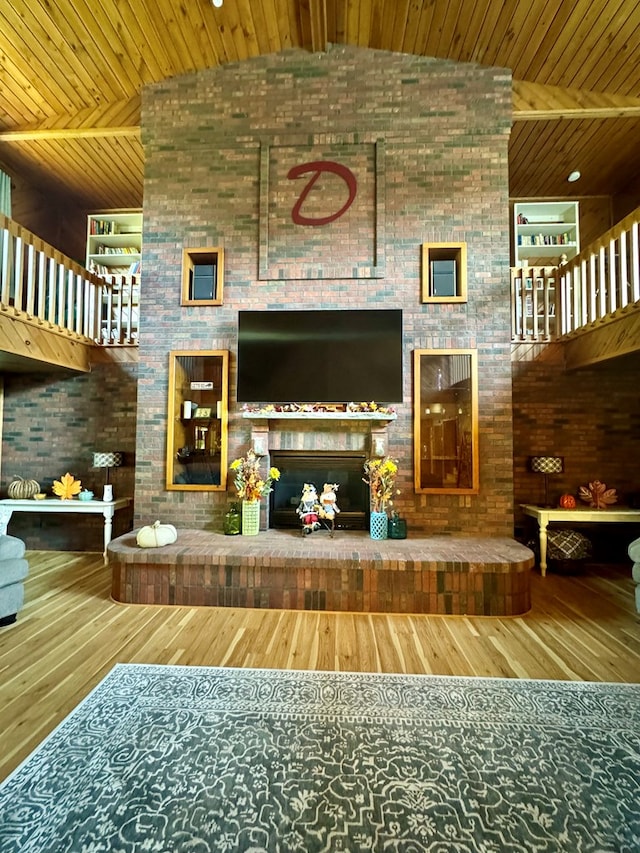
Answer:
[513,201,579,266]
[86,210,142,276]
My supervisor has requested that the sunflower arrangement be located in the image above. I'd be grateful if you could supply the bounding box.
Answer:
[363,456,400,514]
[230,448,280,502]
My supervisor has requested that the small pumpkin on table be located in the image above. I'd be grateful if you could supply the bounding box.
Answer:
[559,493,576,509]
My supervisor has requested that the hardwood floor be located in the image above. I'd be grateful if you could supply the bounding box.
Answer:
[1,550,638,783]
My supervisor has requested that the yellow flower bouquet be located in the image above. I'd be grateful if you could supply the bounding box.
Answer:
[363,456,400,514]
[230,448,280,502]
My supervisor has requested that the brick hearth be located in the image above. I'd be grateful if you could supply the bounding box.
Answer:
[109,530,534,616]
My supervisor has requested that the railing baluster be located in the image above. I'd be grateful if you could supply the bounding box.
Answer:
[619,231,629,309]
[608,238,617,314]
[0,226,10,304]
[631,222,640,303]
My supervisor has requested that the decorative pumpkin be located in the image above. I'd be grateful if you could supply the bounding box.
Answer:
[52,473,82,500]
[559,494,576,509]
[8,476,41,500]
[136,520,178,549]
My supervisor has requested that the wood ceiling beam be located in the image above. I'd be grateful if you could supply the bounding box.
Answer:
[4,78,640,145]
[513,80,640,121]
[0,127,140,142]
[0,97,141,142]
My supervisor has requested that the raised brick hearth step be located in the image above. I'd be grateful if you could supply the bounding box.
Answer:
[109,530,534,616]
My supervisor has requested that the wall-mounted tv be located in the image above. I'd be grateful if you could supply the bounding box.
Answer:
[237,309,403,403]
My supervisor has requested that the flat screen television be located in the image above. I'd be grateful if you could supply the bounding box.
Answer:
[237,309,403,403]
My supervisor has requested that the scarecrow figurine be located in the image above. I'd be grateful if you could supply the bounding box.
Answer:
[319,483,340,521]
[296,483,321,534]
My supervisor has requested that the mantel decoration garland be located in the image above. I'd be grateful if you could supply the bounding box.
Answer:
[363,456,400,515]
[241,401,396,415]
[230,448,280,503]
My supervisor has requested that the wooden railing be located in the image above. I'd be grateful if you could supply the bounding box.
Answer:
[557,209,640,336]
[511,206,640,342]
[0,215,139,346]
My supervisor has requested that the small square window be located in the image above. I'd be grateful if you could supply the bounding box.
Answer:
[181,248,224,305]
[421,243,467,303]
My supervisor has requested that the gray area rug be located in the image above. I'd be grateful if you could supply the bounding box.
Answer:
[0,665,638,852]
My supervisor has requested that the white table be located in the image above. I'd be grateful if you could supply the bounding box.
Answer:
[0,497,132,558]
[521,504,640,577]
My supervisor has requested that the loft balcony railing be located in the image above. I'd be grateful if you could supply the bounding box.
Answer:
[511,205,640,342]
[0,214,138,347]
[3,206,640,354]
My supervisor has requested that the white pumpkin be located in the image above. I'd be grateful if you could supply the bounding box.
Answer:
[136,520,178,548]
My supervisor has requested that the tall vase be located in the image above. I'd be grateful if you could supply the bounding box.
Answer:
[370,510,388,540]
[241,500,260,536]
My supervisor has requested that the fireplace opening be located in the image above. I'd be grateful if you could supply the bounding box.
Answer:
[270,451,369,530]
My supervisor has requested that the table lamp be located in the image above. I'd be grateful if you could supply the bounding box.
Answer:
[530,455,563,507]
[93,452,123,501]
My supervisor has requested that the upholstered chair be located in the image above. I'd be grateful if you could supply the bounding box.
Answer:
[0,534,29,627]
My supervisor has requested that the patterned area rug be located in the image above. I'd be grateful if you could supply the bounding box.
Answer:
[1,665,638,852]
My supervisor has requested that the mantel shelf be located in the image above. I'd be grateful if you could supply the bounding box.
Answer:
[241,411,397,422]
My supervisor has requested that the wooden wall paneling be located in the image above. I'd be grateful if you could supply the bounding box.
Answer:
[384,0,407,54]
[99,3,177,80]
[253,0,283,54]
[560,1,631,88]
[500,4,565,75]
[452,0,493,63]
[2,2,88,115]
[58,0,144,100]
[246,0,279,55]
[0,65,43,128]
[432,0,467,58]
[596,3,640,94]
[0,18,73,120]
[460,0,518,66]
[32,0,131,103]
[326,0,345,44]
[356,0,373,48]
[398,1,429,55]
[568,0,640,92]
[576,197,612,248]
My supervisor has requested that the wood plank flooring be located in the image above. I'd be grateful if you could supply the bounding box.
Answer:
[1,550,639,783]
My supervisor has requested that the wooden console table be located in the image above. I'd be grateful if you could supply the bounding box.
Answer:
[0,497,132,558]
[521,504,640,577]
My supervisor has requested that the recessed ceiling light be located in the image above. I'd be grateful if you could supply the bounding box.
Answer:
[567,170,581,182]
[212,0,223,6]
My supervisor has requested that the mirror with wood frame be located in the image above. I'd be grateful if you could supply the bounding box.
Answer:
[413,349,479,494]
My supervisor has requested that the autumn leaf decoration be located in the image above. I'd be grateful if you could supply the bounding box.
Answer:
[578,480,617,509]
[52,472,82,500]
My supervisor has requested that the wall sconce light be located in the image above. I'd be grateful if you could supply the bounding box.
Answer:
[530,455,564,507]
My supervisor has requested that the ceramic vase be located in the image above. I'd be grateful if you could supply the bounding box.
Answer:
[241,500,260,536]
[223,504,241,535]
[388,513,407,539]
[370,510,388,540]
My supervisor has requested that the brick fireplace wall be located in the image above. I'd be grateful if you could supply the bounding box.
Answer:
[136,45,513,536]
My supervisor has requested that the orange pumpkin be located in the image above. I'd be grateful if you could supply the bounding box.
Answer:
[559,494,576,509]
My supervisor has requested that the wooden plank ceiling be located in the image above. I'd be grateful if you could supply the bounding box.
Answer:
[0,0,639,211]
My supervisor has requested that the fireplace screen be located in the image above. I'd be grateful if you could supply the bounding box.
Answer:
[270,451,369,530]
